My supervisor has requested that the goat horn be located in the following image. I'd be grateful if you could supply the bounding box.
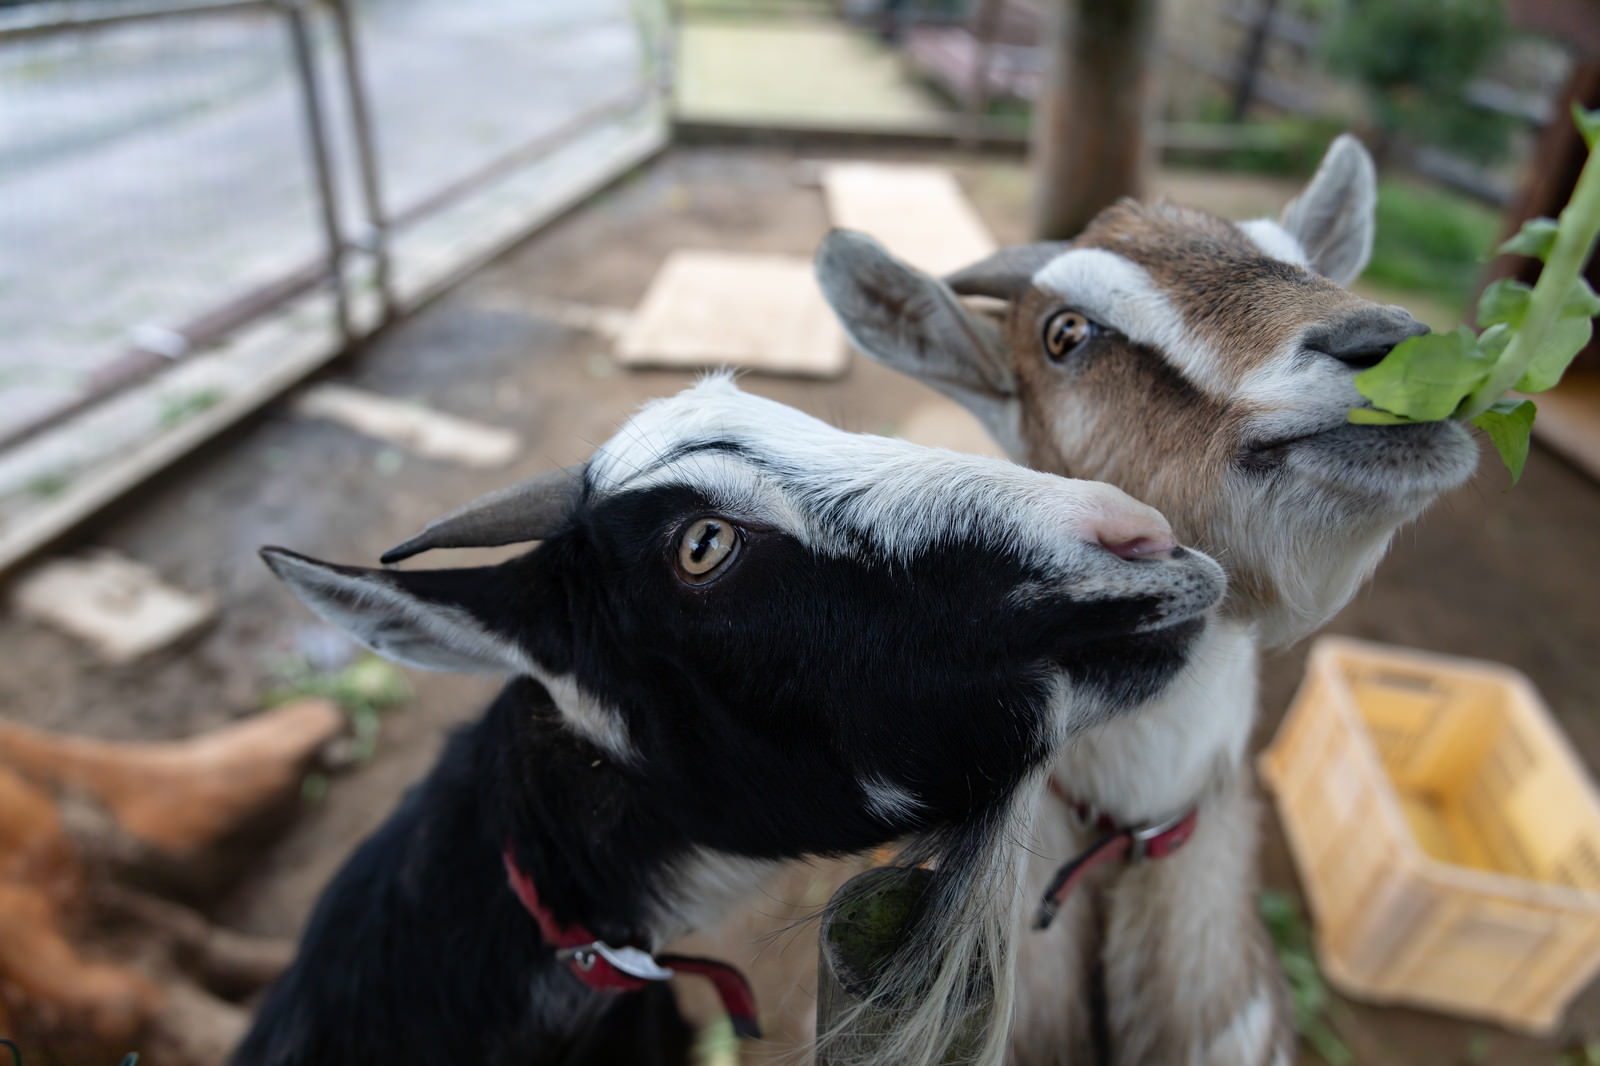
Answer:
[379,464,586,565]
[944,242,1074,300]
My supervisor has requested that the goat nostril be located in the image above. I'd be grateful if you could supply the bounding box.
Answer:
[1100,533,1178,561]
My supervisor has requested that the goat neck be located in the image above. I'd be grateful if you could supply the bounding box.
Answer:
[232,681,712,1066]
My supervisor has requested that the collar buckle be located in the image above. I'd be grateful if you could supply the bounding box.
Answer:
[570,941,673,982]
[1127,806,1197,863]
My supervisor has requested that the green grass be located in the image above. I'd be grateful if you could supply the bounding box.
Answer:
[264,655,412,766]
[1259,889,1352,1065]
[1364,178,1502,306]
[158,388,224,430]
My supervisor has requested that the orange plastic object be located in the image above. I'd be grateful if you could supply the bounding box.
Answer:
[1261,637,1600,1034]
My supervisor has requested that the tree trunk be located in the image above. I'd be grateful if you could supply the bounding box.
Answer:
[1029,0,1161,240]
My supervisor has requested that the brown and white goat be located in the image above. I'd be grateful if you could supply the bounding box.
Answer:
[816,135,1479,1065]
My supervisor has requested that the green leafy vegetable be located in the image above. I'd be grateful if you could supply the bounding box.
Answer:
[264,654,411,765]
[1579,108,1600,151]
[1468,399,1537,483]
[1497,217,1559,261]
[1259,890,1352,1066]
[1353,325,1495,422]
[1475,279,1531,328]
[1351,106,1600,478]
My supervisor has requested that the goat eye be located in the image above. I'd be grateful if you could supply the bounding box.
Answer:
[1043,310,1095,361]
[676,517,741,583]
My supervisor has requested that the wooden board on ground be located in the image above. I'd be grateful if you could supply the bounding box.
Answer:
[820,162,997,275]
[615,250,849,377]
[10,551,215,663]
[895,398,1006,459]
[293,384,520,468]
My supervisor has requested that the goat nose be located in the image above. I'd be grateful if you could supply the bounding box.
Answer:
[1080,490,1178,561]
[1306,309,1430,369]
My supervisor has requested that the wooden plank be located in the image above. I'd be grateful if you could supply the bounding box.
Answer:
[820,162,996,274]
[616,250,850,377]
[10,550,215,663]
[293,384,521,468]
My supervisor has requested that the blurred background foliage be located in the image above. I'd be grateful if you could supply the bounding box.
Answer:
[1322,0,1517,164]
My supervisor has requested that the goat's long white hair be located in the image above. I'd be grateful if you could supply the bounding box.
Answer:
[813,769,1045,1066]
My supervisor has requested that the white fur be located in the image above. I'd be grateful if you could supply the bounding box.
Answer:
[530,669,636,763]
[861,774,924,822]
[590,376,1181,582]
[1031,245,1375,456]
[655,850,783,946]
[1031,250,1237,399]
[1051,619,1257,820]
[1238,218,1311,269]
[1209,983,1276,1063]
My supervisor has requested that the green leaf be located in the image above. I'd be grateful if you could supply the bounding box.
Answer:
[1497,217,1559,261]
[1577,104,1600,150]
[1514,316,1593,392]
[1477,322,1512,360]
[1348,408,1419,425]
[1353,326,1495,421]
[1477,279,1533,328]
[1563,277,1600,320]
[1470,398,1536,483]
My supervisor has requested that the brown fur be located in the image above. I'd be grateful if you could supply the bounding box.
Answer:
[0,704,338,1063]
[1002,276,1279,624]
[1075,201,1364,383]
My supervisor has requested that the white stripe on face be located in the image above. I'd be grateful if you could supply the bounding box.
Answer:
[1030,249,1236,398]
[587,376,1175,576]
[1238,218,1311,269]
[1030,242,1370,441]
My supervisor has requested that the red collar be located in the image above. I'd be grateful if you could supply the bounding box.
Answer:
[502,846,761,1038]
[1033,779,1199,930]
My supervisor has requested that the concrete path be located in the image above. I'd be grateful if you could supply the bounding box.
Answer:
[675,19,948,128]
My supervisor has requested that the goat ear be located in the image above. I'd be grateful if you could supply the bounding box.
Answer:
[261,547,529,675]
[1278,134,1377,285]
[816,229,1014,401]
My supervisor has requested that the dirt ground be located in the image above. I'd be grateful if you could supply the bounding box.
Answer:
[2,146,1597,1063]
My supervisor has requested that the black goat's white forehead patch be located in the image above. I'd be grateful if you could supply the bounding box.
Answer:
[589,376,1168,576]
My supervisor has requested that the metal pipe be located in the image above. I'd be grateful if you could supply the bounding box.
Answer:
[388,84,651,230]
[0,1,277,42]
[0,260,332,451]
[0,3,657,453]
[282,0,352,345]
[327,0,395,322]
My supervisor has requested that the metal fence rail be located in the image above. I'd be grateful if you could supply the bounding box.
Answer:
[0,0,670,573]
[0,0,664,450]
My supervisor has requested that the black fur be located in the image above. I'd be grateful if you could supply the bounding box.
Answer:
[231,685,693,1066]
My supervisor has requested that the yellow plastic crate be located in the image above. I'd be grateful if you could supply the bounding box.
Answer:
[1260,637,1600,1033]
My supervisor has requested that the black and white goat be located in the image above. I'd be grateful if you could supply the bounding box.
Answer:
[231,377,1224,1066]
